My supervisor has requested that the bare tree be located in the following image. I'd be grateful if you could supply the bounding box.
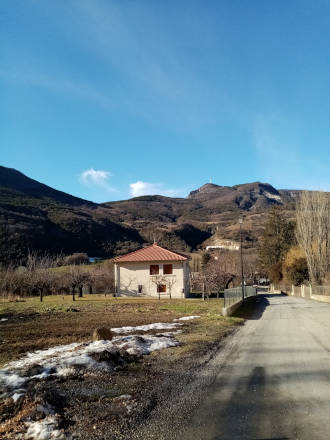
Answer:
[194,250,257,300]
[165,275,177,299]
[26,252,57,302]
[67,267,92,300]
[296,191,330,284]
[151,275,167,300]
[242,252,258,285]
[0,267,26,300]
[92,265,115,296]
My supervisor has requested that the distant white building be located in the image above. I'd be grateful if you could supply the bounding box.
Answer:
[112,243,190,298]
[206,240,240,252]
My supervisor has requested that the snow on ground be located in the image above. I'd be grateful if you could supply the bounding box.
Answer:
[0,335,179,395]
[0,316,201,396]
[111,322,180,333]
[174,316,200,321]
[1,317,201,395]
[0,315,200,439]
[155,330,183,337]
[112,316,200,333]
[264,191,282,202]
[25,415,65,440]
[1,318,8,321]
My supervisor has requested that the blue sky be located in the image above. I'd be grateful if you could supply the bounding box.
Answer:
[1,0,330,202]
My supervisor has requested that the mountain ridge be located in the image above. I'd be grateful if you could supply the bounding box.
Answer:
[0,166,94,207]
[0,165,308,265]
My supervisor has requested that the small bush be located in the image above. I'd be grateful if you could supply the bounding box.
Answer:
[283,245,309,286]
[269,262,283,283]
[63,253,89,266]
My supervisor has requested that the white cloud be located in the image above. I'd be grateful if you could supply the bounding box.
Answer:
[79,168,116,192]
[129,181,179,198]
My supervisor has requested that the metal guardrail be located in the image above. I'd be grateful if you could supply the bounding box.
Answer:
[223,286,257,307]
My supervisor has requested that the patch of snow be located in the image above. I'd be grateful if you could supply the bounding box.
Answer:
[113,335,179,356]
[35,403,56,416]
[173,315,200,321]
[117,394,132,400]
[155,330,183,337]
[111,322,181,333]
[0,318,8,321]
[264,191,282,202]
[0,317,204,440]
[0,316,201,397]
[0,336,179,395]
[56,367,76,378]
[1,372,27,389]
[111,316,200,334]
[11,389,25,402]
[24,415,65,440]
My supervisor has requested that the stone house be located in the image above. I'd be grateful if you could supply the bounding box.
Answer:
[112,243,190,298]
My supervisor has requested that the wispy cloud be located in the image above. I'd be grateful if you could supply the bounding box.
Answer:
[0,67,112,110]
[79,168,116,192]
[1,2,237,130]
[52,1,232,129]
[129,181,181,198]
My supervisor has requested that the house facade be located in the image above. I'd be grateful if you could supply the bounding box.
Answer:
[112,243,190,298]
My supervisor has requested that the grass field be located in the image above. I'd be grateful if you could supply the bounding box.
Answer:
[0,295,252,439]
[0,294,244,367]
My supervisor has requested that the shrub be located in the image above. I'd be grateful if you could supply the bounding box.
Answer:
[269,262,283,283]
[283,245,309,286]
[286,258,309,286]
[63,253,89,266]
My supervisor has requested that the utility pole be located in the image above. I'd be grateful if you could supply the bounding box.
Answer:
[239,217,244,303]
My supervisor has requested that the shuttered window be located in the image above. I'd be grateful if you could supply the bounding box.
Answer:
[163,264,173,274]
[150,265,159,275]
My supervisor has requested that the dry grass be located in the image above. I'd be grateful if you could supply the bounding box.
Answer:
[0,295,251,440]
[0,294,245,367]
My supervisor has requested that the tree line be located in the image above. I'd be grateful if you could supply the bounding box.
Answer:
[191,249,257,299]
[258,191,330,287]
[0,252,115,302]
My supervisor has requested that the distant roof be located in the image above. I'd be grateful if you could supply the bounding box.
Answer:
[112,243,189,263]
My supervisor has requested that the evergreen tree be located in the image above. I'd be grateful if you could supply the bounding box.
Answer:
[258,207,296,277]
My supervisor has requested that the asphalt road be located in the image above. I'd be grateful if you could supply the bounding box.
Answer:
[181,294,330,440]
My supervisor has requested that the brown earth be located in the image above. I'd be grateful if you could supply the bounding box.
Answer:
[0,295,247,439]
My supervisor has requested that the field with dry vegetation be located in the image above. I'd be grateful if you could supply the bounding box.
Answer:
[0,295,246,439]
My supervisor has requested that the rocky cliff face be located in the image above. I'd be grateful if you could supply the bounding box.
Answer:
[188,182,285,211]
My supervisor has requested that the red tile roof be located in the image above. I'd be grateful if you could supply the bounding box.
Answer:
[112,243,189,263]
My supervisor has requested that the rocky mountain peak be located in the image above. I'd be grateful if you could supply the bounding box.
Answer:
[188,181,283,209]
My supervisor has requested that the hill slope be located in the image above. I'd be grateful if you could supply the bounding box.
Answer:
[0,166,93,207]
[0,167,144,264]
[0,166,303,264]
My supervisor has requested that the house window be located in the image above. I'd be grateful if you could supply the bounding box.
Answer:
[163,264,173,275]
[150,265,159,275]
[157,284,167,293]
